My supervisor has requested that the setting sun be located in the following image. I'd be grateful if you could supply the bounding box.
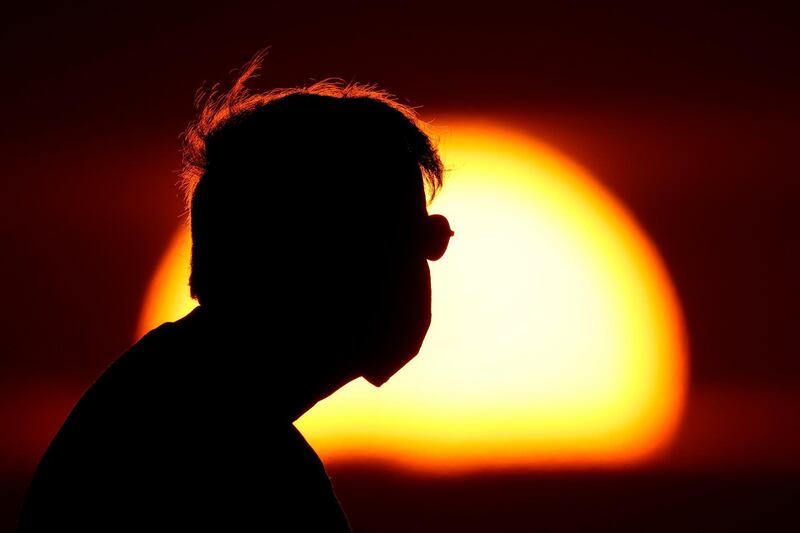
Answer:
[138,119,688,472]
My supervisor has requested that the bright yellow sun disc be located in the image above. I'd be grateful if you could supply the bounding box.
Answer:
[138,119,688,472]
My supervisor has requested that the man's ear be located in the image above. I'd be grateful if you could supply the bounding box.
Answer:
[424,214,454,261]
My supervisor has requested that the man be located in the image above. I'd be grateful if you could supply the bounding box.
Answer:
[18,50,453,531]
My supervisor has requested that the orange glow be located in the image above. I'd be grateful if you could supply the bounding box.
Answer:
[138,119,688,472]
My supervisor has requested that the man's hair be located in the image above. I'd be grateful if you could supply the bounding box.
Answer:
[180,50,445,307]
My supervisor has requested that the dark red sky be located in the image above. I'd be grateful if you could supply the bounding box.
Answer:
[1,2,798,531]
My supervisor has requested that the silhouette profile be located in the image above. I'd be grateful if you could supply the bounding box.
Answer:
[17,50,453,531]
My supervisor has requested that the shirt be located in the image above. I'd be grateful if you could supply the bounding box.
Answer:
[17,306,352,532]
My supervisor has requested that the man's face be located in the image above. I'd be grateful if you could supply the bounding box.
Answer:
[347,162,449,387]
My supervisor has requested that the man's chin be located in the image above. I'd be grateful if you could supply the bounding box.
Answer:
[362,345,420,387]
[363,371,393,388]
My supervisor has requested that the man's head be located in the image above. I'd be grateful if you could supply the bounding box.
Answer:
[180,51,451,388]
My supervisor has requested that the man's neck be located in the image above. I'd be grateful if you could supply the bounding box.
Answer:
[184,304,362,423]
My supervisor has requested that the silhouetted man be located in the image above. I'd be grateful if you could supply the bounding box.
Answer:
[17,50,453,531]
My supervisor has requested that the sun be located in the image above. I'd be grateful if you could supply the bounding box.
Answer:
[138,118,688,472]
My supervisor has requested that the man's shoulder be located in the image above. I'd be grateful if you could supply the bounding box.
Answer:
[16,310,204,531]
[124,306,204,362]
[89,317,181,394]
[98,306,204,385]
[64,307,203,426]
